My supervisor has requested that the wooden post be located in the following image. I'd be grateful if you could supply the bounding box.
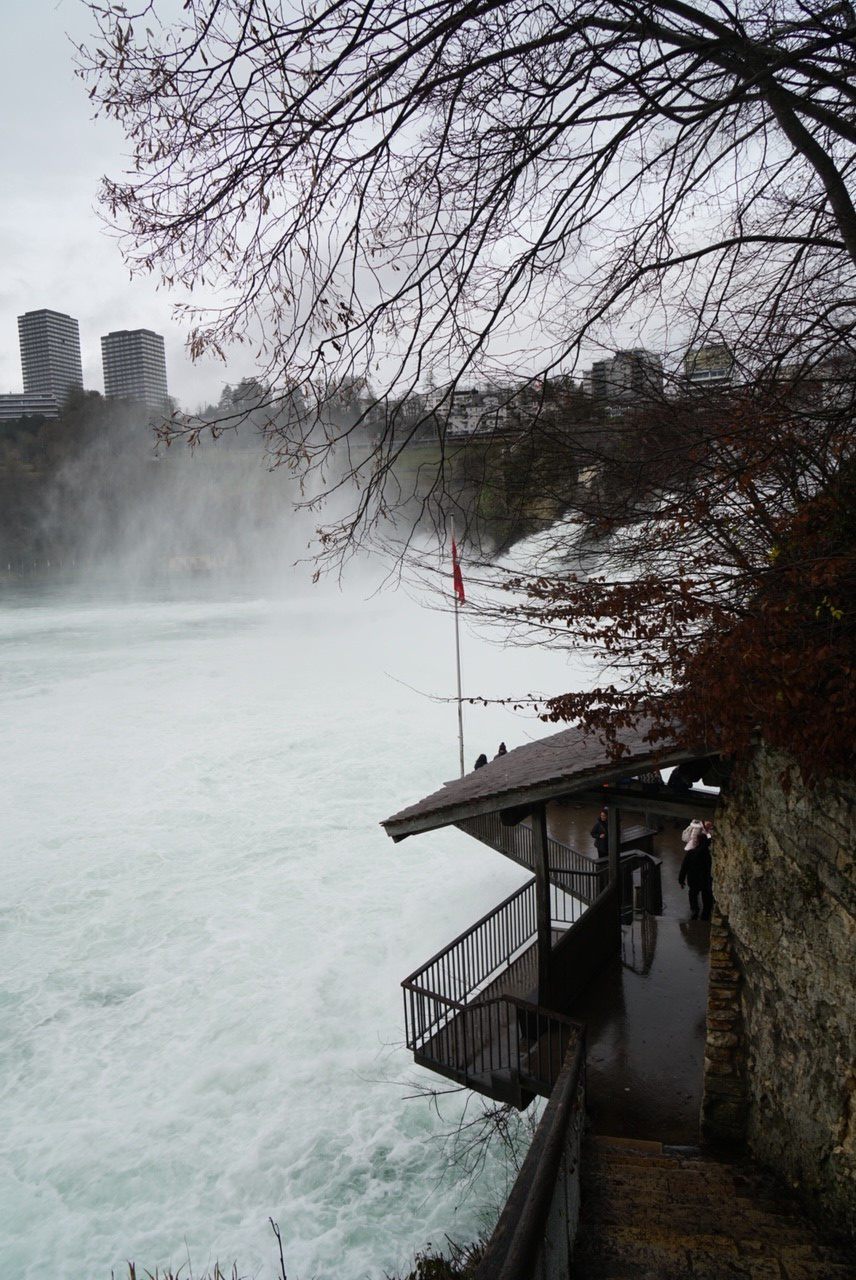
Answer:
[608,806,622,888]
[607,805,624,947]
[533,803,552,1005]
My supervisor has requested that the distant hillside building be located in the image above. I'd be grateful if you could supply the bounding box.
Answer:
[17,309,83,404]
[683,344,734,387]
[584,349,663,407]
[0,391,59,422]
[423,382,516,437]
[101,329,169,409]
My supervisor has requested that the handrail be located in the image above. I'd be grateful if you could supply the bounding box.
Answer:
[400,877,535,991]
[401,873,590,1055]
[403,973,582,1023]
[403,983,466,1010]
[550,879,587,928]
[473,1035,587,1280]
[619,848,664,916]
[401,878,538,1053]
[490,992,578,1021]
[457,812,608,904]
[401,814,604,1100]
[406,986,583,1100]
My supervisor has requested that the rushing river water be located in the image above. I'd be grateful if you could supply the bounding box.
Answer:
[0,566,580,1279]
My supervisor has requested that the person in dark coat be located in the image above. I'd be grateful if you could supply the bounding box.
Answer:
[590,808,609,860]
[474,753,488,770]
[495,742,507,758]
[679,828,714,920]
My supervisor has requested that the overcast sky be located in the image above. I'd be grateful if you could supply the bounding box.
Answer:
[0,0,241,410]
[0,1,667,413]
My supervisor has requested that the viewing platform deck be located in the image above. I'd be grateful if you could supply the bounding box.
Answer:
[402,803,666,1107]
[402,869,589,1106]
[412,927,580,1107]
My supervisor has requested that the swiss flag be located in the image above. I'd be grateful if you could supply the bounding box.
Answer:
[451,537,466,604]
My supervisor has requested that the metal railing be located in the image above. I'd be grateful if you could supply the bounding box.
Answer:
[401,818,606,1100]
[549,880,590,930]
[457,813,608,904]
[404,983,581,1098]
[620,850,663,916]
[474,1035,587,1280]
[402,879,537,1027]
[401,875,593,1055]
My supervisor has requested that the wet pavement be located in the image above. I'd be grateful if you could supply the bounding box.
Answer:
[548,801,712,1144]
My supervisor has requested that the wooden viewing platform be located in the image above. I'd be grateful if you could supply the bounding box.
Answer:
[399,800,665,1107]
[411,927,580,1107]
[384,728,854,1275]
[401,865,592,1106]
[386,728,722,1112]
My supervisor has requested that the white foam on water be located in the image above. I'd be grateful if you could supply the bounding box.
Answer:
[0,572,583,1279]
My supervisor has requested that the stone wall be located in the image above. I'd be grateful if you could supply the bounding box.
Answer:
[701,908,748,1147]
[705,747,855,1237]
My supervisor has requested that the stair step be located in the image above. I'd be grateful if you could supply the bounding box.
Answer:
[574,1137,854,1280]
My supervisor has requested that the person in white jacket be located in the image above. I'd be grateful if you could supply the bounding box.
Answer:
[679,823,714,919]
[682,818,704,850]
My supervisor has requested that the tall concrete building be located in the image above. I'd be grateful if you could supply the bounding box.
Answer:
[101,329,169,409]
[584,349,663,407]
[17,309,83,405]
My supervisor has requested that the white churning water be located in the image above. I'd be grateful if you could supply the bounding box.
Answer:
[0,570,579,1279]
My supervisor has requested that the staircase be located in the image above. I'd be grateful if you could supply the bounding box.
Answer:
[574,1137,855,1279]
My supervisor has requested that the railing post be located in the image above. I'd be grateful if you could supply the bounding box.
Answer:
[607,806,621,888]
[532,803,552,1006]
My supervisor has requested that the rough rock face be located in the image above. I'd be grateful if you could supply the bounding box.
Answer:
[707,747,855,1238]
[701,908,748,1146]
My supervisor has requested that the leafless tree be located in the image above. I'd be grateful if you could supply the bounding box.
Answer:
[79,0,856,547]
[79,1,856,774]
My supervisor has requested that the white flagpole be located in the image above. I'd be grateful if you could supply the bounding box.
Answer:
[451,517,465,777]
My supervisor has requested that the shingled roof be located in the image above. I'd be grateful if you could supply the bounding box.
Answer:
[383,721,714,840]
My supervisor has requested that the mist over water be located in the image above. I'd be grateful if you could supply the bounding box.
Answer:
[1,455,588,1279]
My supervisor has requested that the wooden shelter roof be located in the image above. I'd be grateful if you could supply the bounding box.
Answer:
[382,721,720,840]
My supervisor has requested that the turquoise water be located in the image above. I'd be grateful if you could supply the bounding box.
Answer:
[0,570,573,1279]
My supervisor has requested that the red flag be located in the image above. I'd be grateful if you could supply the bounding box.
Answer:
[451,537,466,604]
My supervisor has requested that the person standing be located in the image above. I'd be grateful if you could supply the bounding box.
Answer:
[591,808,609,860]
[679,824,714,921]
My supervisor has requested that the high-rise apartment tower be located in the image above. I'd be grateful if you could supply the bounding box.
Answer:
[101,329,169,409]
[583,349,663,406]
[17,309,83,405]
